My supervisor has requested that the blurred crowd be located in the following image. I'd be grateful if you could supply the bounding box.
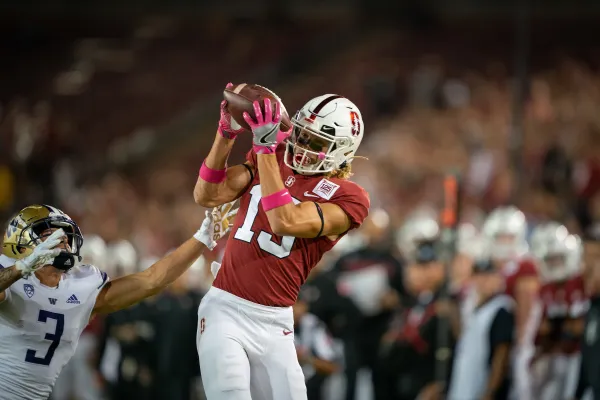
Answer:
[3,17,600,400]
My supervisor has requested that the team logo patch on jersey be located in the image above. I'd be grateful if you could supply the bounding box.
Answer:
[23,283,35,298]
[285,176,296,187]
[66,294,80,304]
[312,179,340,200]
[48,298,57,305]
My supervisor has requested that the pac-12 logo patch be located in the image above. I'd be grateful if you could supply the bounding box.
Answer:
[23,284,35,298]
[312,179,340,200]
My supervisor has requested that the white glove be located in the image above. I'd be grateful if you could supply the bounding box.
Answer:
[15,229,65,276]
[193,201,239,250]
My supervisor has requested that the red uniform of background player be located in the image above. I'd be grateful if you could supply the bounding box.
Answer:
[193,87,370,400]
[481,206,540,399]
[530,228,586,399]
[502,258,538,298]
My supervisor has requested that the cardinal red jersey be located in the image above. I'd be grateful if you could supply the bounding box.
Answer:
[213,148,370,307]
[539,275,588,319]
[536,275,589,352]
[500,258,538,298]
[565,274,589,318]
[539,281,569,319]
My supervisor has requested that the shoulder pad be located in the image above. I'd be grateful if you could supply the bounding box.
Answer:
[67,264,109,289]
[0,254,16,268]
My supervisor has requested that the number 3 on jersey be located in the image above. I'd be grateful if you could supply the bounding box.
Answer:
[234,185,300,259]
[25,310,64,366]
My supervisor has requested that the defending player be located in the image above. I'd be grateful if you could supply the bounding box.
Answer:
[193,88,370,399]
[0,202,236,400]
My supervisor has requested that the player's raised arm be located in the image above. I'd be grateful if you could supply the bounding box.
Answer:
[243,98,366,239]
[92,203,237,315]
[193,84,254,208]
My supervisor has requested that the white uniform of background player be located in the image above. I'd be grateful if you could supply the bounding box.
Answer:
[0,203,236,400]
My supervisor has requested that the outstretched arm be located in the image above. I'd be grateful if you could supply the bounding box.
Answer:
[93,202,237,315]
[92,237,207,314]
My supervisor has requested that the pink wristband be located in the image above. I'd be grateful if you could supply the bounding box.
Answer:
[199,161,227,184]
[262,189,293,212]
[253,144,276,155]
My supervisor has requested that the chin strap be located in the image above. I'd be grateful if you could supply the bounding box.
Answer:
[346,155,369,162]
[52,252,80,271]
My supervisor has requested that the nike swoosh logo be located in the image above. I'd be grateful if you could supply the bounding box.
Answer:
[304,191,319,198]
[283,329,293,336]
[259,126,278,145]
[259,134,270,145]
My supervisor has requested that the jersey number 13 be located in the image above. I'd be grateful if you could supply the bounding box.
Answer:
[234,185,300,259]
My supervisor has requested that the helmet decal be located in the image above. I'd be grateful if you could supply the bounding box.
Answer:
[350,111,361,137]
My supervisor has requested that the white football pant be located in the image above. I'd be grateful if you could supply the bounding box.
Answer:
[197,287,307,400]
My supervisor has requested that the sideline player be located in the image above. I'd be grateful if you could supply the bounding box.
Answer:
[193,87,370,399]
[0,202,236,400]
[530,224,586,400]
[480,206,540,399]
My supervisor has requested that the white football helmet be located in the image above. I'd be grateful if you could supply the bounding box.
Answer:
[285,94,364,175]
[534,225,582,282]
[106,239,138,276]
[396,210,440,261]
[530,222,565,259]
[80,234,107,266]
[482,206,528,261]
[457,223,484,259]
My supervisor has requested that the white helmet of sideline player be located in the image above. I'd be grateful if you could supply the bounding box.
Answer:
[79,234,107,266]
[535,226,582,282]
[457,223,484,259]
[396,209,440,261]
[106,239,138,277]
[286,94,364,175]
[482,206,528,261]
[530,221,564,260]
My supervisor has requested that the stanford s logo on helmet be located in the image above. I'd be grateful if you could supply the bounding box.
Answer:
[350,111,361,137]
[286,94,364,175]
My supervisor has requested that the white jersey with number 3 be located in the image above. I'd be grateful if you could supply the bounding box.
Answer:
[0,260,108,400]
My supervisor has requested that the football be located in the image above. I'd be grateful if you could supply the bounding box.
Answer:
[223,83,292,132]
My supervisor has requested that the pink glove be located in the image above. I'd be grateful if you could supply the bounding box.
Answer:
[243,98,288,155]
[218,83,245,140]
[276,124,293,144]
